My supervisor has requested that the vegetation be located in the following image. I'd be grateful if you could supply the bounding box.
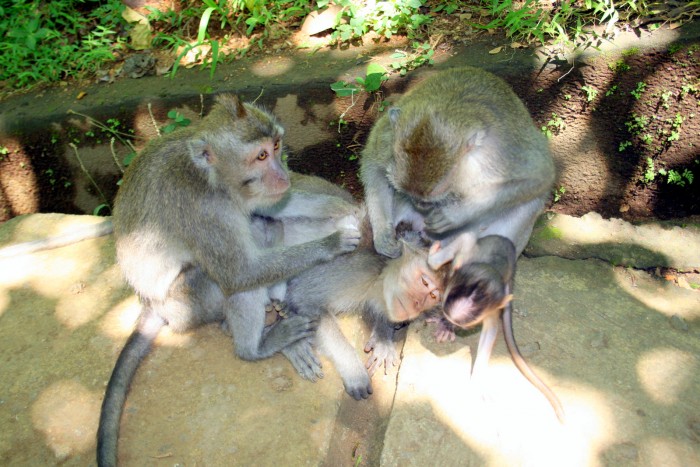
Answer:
[2,1,698,92]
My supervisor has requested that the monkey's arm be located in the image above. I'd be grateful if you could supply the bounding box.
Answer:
[359,160,403,258]
[424,153,555,236]
[185,204,359,295]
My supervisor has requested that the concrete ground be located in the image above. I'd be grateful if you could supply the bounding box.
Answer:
[0,212,698,466]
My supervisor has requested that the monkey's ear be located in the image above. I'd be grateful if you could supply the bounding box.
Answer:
[389,107,401,128]
[187,139,215,170]
[216,94,247,119]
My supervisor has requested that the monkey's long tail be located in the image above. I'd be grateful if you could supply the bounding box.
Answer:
[97,305,165,467]
[502,304,566,423]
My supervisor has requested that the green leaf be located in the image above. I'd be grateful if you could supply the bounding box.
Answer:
[197,7,216,43]
[330,81,359,97]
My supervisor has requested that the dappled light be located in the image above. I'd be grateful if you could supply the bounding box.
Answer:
[614,266,700,319]
[637,348,697,405]
[0,136,39,216]
[251,56,294,78]
[392,333,612,466]
[30,380,102,460]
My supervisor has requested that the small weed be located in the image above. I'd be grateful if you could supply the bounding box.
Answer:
[162,110,192,134]
[605,84,619,97]
[622,47,640,57]
[552,185,566,203]
[619,140,632,152]
[390,41,435,76]
[608,60,630,72]
[630,82,647,100]
[541,113,565,138]
[625,113,649,135]
[563,94,572,100]
[668,43,683,54]
[659,90,673,109]
[0,146,8,160]
[581,85,598,102]
[643,157,656,184]
[658,167,694,187]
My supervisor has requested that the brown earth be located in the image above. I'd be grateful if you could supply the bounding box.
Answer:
[0,23,699,224]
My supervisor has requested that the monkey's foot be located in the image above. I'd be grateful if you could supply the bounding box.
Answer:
[282,338,323,381]
[343,372,373,400]
[264,300,288,326]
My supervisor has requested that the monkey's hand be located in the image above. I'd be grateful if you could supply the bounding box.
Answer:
[281,338,323,382]
[423,207,460,235]
[426,315,456,343]
[428,233,477,270]
[335,215,361,253]
[364,336,400,376]
[373,226,401,258]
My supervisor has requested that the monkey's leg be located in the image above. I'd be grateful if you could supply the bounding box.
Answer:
[471,313,500,384]
[225,288,317,360]
[318,314,372,400]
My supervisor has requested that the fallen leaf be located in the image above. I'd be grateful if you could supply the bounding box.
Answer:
[511,41,525,49]
[489,46,503,54]
[76,91,87,100]
[619,204,630,213]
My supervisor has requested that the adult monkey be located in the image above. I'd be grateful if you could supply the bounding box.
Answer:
[359,66,556,396]
[97,95,360,467]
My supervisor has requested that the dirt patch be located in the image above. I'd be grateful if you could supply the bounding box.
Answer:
[0,28,699,223]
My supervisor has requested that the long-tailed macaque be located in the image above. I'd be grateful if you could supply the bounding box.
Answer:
[432,235,564,422]
[0,218,113,257]
[97,95,361,467]
[280,216,446,400]
[359,66,556,403]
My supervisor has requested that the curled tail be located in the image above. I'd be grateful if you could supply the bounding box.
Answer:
[97,305,164,467]
[502,302,565,423]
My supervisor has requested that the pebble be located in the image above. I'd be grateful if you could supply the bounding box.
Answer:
[519,341,540,357]
[670,314,689,332]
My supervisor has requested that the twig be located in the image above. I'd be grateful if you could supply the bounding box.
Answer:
[69,143,111,211]
[252,87,264,104]
[109,137,124,174]
[148,102,161,137]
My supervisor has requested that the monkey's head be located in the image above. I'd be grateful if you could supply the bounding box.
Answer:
[187,94,289,210]
[381,240,447,322]
[388,107,485,202]
[442,262,512,329]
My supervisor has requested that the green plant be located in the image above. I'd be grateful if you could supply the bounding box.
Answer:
[618,140,632,152]
[605,84,619,97]
[643,157,656,183]
[630,81,647,100]
[581,85,598,102]
[659,90,673,109]
[552,185,566,203]
[658,167,694,187]
[667,113,683,143]
[162,110,192,134]
[608,60,630,72]
[390,41,435,76]
[625,113,648,135]
[0,0,127,89]
[541,113,565,138]
[328,0,431,42]
[331,63,388,132]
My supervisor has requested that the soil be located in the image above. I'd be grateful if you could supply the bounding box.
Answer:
[0,22,699,223]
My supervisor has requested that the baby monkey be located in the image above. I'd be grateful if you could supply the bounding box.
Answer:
[281,218,446,400]
[432,235,565,422]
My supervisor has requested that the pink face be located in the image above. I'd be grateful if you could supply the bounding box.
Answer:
[387,257,442,322]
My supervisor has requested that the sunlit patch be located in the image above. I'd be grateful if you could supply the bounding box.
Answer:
[251,56,293,77]
[637,348,696,405]
[30,380,101,460]
[391,327,614,466]
[643,437,700,466]
[99,295,142,338]
[614,267,700,319]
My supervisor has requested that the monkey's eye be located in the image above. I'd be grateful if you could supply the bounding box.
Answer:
[257,150,269,161]
[421,275,429,287]
[273,140,280,151]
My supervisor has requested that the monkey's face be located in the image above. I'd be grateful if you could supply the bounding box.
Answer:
[442,263,512,328]
[383,253,443,322]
